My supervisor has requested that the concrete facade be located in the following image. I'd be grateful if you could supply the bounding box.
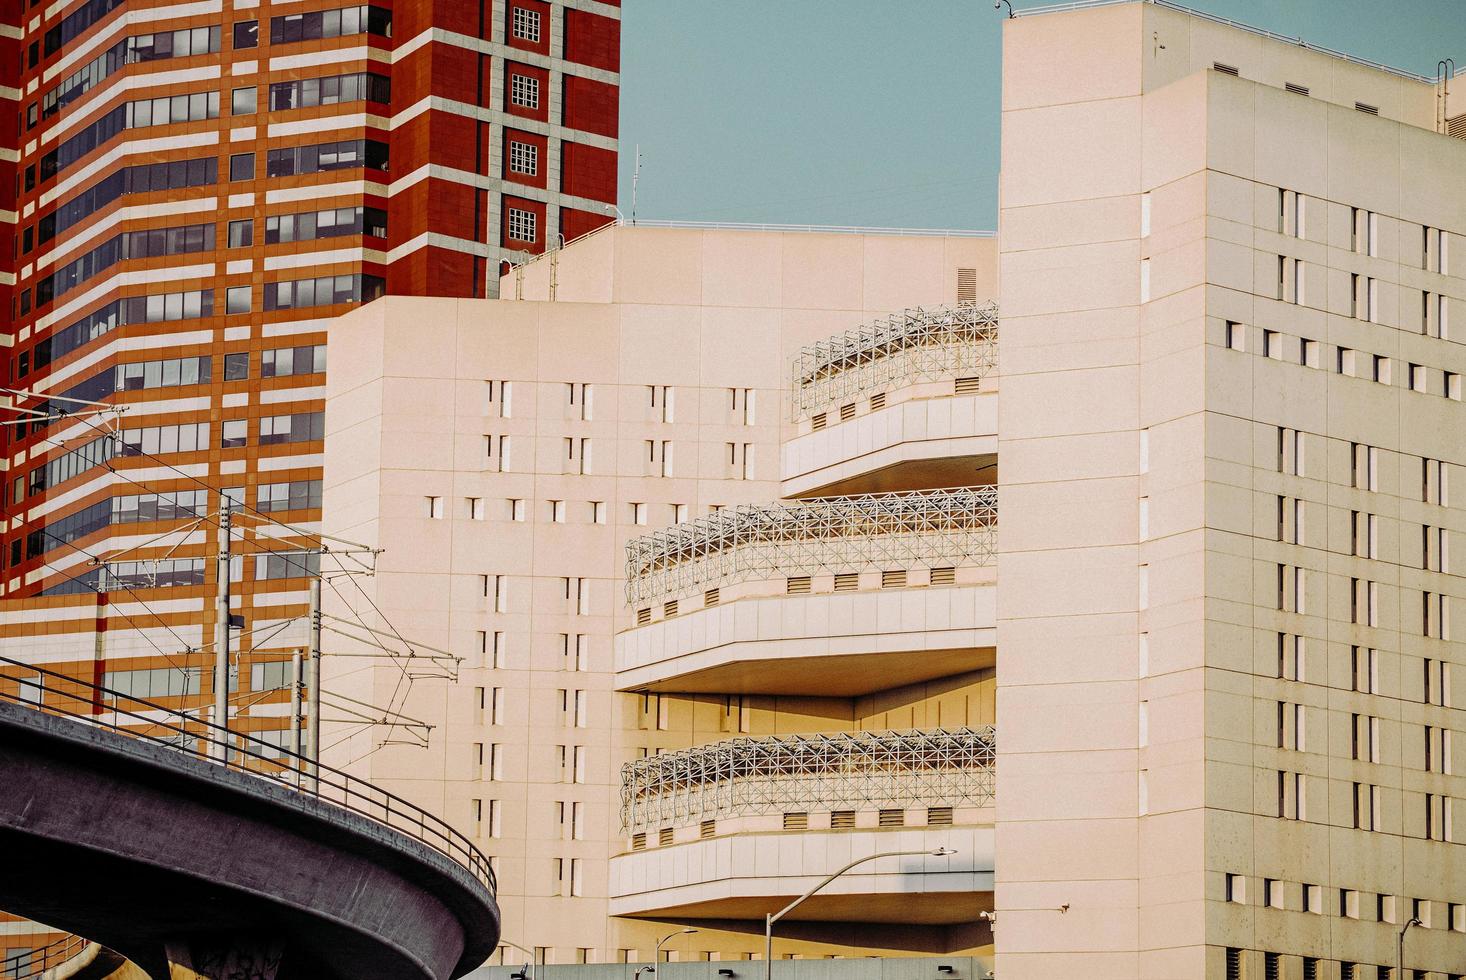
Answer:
[320,225,1001,965]
[997,4,1466,978]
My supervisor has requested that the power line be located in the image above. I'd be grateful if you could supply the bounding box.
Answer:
[6,398,448,755]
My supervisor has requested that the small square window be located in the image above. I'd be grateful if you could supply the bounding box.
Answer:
[1263,329,1280,359]
[1225,321,1244,351]
[221,419,248,448]
[228,220,254,248]
[511,7,541,42]
[1300,338,1319,368]
[231,86,257,115]
[510,73,540,109]
[233,20,259,48]
[507,207,536,243]
[509,140,538,176]
[224,353,249,381]
[1448,372,1462,401]
[226,286,252,314]
[229,152,255,181]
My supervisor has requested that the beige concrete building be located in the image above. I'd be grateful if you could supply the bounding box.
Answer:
[997,2,1466,979]
[321,224,1002,965]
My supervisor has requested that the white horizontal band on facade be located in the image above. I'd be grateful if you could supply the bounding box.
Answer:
[259,453,322,471]
[41,130,219,208]
[262,247,384,271]
[266,111,380,139]
[260,318,328,340]
[264,179,386,205]
[260,385,323,405]
[36,261,215,332]
[44,0,224,82]
[268,44,384,72]
[387,162,612,221]
[39,196,218,267]
[45,64,223,143]
[399,27,619,86]
[25,469,120,521]
[385,231,495,263]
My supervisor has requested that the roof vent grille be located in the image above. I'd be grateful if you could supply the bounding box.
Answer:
[1355,102,1379,115]
[957,267,978,303]
[1213,62,1239,77]
[1285,82,1310,96]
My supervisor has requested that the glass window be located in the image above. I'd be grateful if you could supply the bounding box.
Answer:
[233,20,258,48]
[226,286,251,314]
[224,353,249,381]
[229,152,254,181]
[221,419,247,448]
[231,86,256,115]
[507,207,536,243]
[512,7,541,42]
[227,219,253,248]
[510,73,539,109]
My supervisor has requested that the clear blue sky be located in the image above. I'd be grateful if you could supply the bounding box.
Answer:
[618,0,1466,230]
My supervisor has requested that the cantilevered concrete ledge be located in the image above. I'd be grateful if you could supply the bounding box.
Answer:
[609,826,994,922]
[615,584,996,695]
[0,700,499,980]
[780,393,998,498]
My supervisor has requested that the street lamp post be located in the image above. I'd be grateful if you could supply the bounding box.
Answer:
[500,938,538,980]
[1398,917,1422,976]
[762,848,955,980]
[654,928,698,978]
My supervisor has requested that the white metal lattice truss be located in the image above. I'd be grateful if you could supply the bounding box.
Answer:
[624,486,997,608]
[789,301,998,422]
[620,726,997,834]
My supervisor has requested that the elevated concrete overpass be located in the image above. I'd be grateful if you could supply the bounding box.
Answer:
[0,657,499,980]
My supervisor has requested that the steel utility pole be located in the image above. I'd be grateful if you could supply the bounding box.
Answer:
[307,577,322,783]
[289,648,304,777]
[212,502,232,760]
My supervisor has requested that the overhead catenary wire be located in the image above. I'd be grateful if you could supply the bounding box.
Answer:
[4,400,445,757]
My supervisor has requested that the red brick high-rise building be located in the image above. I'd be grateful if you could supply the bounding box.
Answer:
[0,0,617,960]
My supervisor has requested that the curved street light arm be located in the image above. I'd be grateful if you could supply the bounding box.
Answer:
[764,847,954,980]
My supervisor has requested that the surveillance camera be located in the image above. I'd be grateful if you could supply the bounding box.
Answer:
[978,910,994,921]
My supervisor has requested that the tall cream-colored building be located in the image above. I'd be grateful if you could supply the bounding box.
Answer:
[997,3,1466,978]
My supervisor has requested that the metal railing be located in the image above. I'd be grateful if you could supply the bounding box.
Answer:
[1,934,87,979]
[1012,0,1444,84]
[790,302,997,422]
[621,727,997,835]
[624,486,997,608]
[0,657,495,897]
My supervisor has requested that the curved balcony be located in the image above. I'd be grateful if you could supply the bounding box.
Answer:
[616,488,997,695]
[609,728,996,922]
[783,303,998,497]
[621,727,996,835]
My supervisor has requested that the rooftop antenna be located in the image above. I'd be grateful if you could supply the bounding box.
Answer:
[630,145,642,225]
